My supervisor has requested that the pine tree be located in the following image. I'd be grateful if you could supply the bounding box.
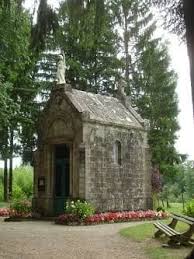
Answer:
[111,0,179,174]
[111,0,152,95]
[132,31,179,174]
[57,0,121,93]
[0,2,36,198]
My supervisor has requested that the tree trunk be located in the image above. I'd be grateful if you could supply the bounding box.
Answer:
[181,192,185,211]
[123,8,131,94]
[166,197,170,208]
[8,129,14,199]
[183,0,194,115]
[3,158,8,202]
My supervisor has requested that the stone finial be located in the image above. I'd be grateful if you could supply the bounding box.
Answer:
[116,79,129,107]
[117,79,126,99]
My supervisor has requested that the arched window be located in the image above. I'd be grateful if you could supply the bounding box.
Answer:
[114,141,121,165]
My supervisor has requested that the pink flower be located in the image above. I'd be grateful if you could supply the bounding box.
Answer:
[0,208,10,217]
[56,210,168,225]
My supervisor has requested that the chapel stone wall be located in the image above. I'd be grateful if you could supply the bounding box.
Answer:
[83,122,152,212]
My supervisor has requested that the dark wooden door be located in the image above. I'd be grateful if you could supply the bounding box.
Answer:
[54,144,70,215]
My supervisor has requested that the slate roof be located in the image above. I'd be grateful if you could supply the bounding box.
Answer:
[66,89,144,129]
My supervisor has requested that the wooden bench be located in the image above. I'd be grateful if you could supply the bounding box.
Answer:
[154,213,194,247]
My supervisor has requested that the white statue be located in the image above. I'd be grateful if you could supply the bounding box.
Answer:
[56,52,67,84]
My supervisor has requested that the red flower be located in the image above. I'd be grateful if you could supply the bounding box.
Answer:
[56,210,168,225]
[0,208,10,217]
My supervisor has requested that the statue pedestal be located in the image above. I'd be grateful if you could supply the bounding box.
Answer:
[52,83,72,92]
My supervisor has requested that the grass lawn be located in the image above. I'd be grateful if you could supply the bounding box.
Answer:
[165,202,184,214]
[0,202,9,208]
[120,203,193,259]
[120,220,192,258]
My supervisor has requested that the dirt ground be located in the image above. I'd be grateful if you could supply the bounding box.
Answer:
[0,218,148,259]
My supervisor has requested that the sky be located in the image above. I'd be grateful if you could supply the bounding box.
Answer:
[169,36,194,160]
[1,0,194,168]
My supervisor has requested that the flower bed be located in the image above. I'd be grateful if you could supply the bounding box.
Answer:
[55,210,168,225]
[0,208,10,217]
[9,209,32,218]
[0,200,32,220]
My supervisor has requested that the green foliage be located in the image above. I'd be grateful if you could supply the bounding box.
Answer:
[0,169,3,201]
[112,0,179,178]
[65,200,95,220]
[0,168,3,184]
[13,166,33,199]
[112,0,153,95]
[12,185,26,200]
[185,200,194,217]
[0,1,39,174]
[159,162,194,206]
[0,183,3,201]
[38,0,121,93]
[133,38,179,170]
[184,163,194,199]
[0,166,33,201]
[31,0,58,54]
[10,199,31,214]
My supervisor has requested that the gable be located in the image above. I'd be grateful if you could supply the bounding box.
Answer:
[38,88,81,142]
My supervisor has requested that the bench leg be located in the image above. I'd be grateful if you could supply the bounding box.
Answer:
[167,238,180,247]
[168,219,178,229]
[154,229,164,238]
[179,236,192,246]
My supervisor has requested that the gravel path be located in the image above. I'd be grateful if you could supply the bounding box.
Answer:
[0,218,148,259]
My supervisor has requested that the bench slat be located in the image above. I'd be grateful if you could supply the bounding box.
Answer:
[154,222,180,236]
[155,222,179,235]
[171,214,194,225]
[154,213,194,246]
[172,213,194,223]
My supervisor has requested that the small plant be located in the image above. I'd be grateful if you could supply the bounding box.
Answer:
[156,206,165,212]
[65,199,95,220]
[10,199,32,217]
[185,199,194,217]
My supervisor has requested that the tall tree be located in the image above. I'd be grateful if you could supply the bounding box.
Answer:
[0,1,36,198]
[30,0,58,55]
[0,78,18,201]
[132,30,179,174]
[111,0,152,95]
[56,0,121,93]
[151,0,194,116]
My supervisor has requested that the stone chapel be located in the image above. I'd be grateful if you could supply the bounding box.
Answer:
[33,82,152,216]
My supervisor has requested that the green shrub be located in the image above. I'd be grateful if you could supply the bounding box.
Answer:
[10,199,32,215]
[156,206,165,212]
[13,166,33,199]
[65,200,95,220]
[185,199,194,217]
[12,184,26,200]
